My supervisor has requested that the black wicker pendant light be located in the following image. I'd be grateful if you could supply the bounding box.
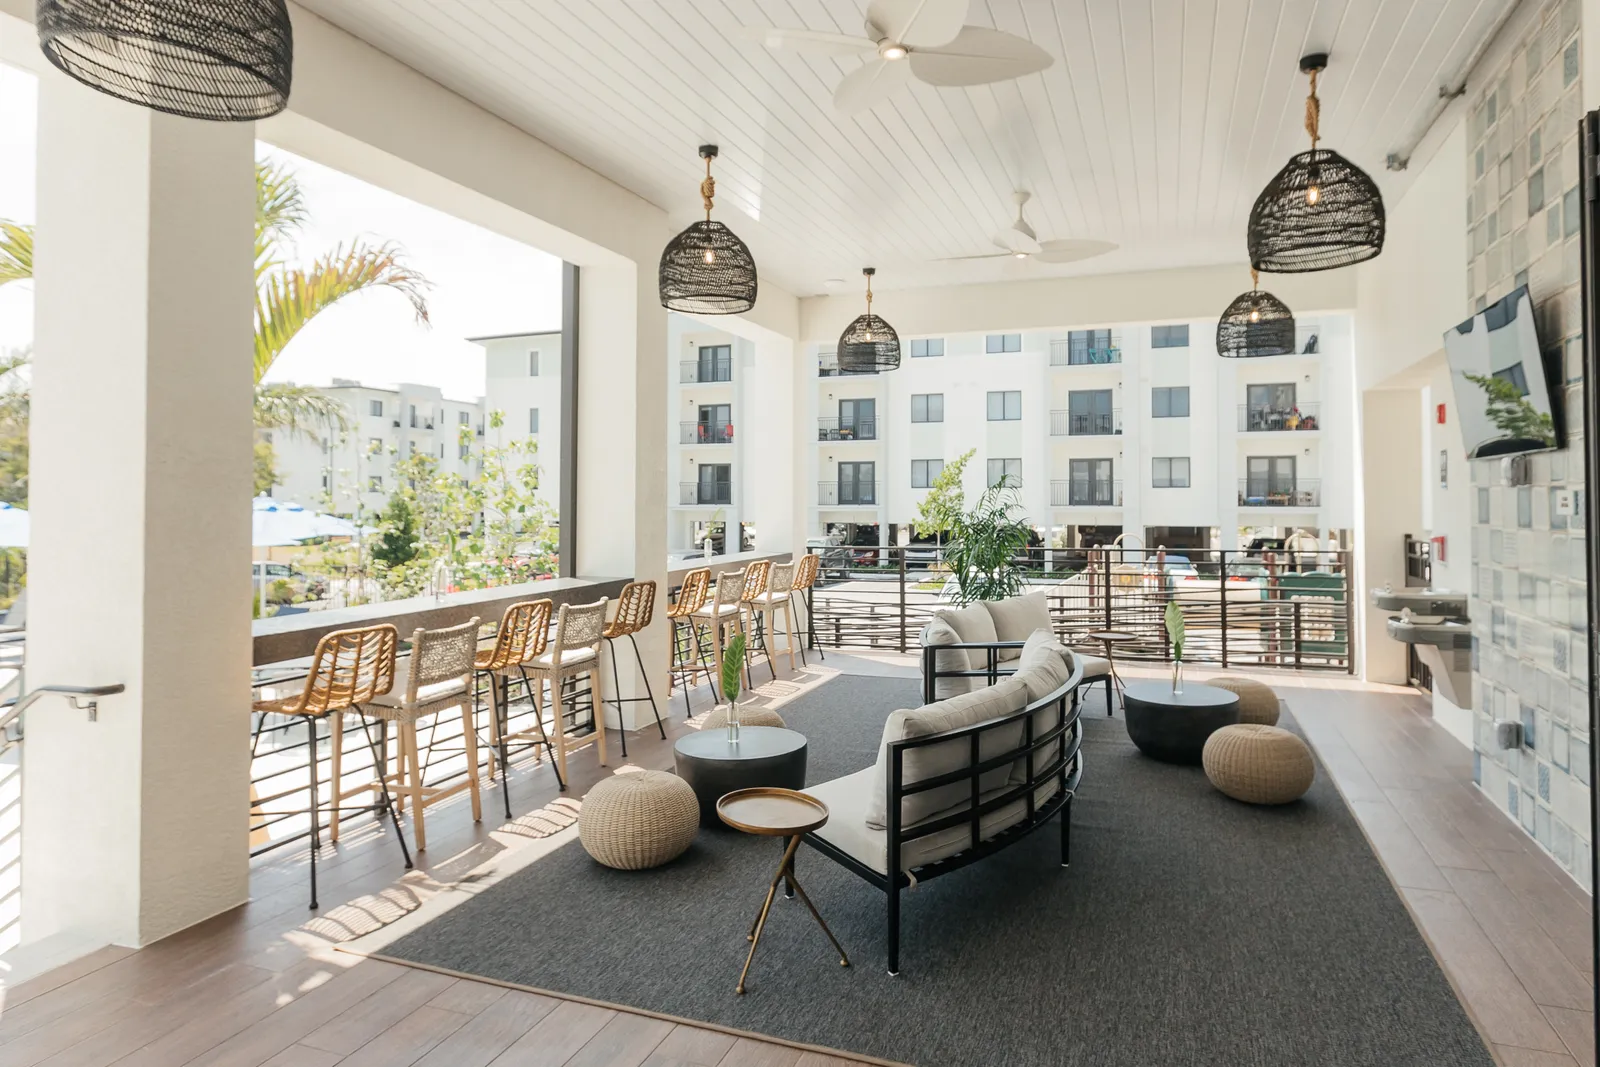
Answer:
[659,145,757,315]
[1248,53,1385,273]
[837,268,900,372]
[1217,269,1297,358]
[36,0,293,121]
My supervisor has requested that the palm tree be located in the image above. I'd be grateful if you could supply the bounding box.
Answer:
[0,158,431,440]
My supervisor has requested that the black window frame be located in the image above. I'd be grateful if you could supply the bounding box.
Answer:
[1152,457,1191,488]
[909,338,945,358]
[986,457,1022,487]
[1152,386,1190,418]
[985,333,1022,354]
[911,458,944,488]
[1151,324,1191,348]
[911,393,945,423]
[986,390,1023,421]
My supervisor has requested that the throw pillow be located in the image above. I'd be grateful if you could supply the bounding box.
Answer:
[920,618,976,699]
[934,602,1000,672]
[983,592,1053,661]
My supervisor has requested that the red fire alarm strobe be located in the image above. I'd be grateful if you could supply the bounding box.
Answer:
[1432,535,1447,562]
[1436,403,1447,424]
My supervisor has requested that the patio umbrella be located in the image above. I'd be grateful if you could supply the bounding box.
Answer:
[252,495,354,545]
[0,502,27,549]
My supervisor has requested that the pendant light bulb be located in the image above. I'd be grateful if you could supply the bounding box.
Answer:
[1306,185,1320,205]
[1250,308,1261,322]
[703,248,716,264]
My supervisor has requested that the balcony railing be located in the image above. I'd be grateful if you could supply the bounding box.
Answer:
[680,481,732,505]
[1238,478,1321,507]
[1050,409,1122,436]
[681,421,734,444]
[818,480,880,506]
[1050,479,1122,507]
[1050,339,1123,366]
[1238,403,1321,432]
[681,358,733,383]
[818,417,877,441]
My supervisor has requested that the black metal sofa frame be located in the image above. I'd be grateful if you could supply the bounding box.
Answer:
[802,643,1085,974]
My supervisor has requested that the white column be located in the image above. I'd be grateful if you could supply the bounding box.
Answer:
[1358,388,1424,683]
[749,333,796,555]
[577,263,668,729]
[23,74,256,949]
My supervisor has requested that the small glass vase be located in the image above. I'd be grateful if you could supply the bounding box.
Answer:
[725,701,741,743]
[1171,658,1184,696]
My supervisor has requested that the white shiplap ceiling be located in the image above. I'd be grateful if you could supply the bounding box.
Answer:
[294,0,1513,295]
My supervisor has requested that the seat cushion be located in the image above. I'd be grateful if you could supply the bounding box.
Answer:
[933,602,1000,671]
[533,646,598,669]
[865,677,1029,829]
[366,676,470,709]
[1009,629,1074,785]
[1068,649,1111,678]
[983,592,1053,660]
[919,618,975,700]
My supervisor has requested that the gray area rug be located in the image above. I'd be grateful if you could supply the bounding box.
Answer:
[382,676,1495,1067]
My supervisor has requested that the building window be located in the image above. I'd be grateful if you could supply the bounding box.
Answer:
[1152,386,1190,418]
[528,350,540,376]
[911,458,944,488]
[1066,329,1116,364]
[1152,457,1191,488]
[910,338,944,358]
[409,441,418,454]
[529,408,540,434]
[409,403,419,428]
[987,458,1022,487]
[368,475,383,491]
[459,410,470,425]
[837,461,876,505]
[368,399,384,417]
[459,441,470,460]
[911,393,944,423]
[367,437,383,454]
[1151,324,1190,348]
[697,344,733,382]
[985,333,1022,353]
[698,463,732,505]
[1068,458,1114,505]
[1067,389,1115,434]
[986,390,1022,421]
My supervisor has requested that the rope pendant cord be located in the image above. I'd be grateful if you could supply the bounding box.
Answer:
[1250,267,1260,291]
[701,155,715,220]
[1304,68,1321,150]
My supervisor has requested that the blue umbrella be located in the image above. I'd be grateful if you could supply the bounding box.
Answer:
[0,502,27,549]
[252,495,356,545]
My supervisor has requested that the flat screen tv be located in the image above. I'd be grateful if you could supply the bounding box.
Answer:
[1442,285,1562,458]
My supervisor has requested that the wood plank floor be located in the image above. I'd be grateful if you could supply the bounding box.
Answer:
[0,652,1592,1067]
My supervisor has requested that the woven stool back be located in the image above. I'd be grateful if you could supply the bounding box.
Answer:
[794,553,819,590]
[668,568,711,618]
[712,567,747,609]
[740,559,772,602]
[554,598,609,653]
[604,581,656,638]
[479,599,552,671]
[405,617,481,702]
[765,561,797,597]
[296,624,398,715]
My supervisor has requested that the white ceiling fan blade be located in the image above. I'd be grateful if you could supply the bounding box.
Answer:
[866,0,968,48]
[992,228,1042,256]
[1035,238,1119,264]
[936,251,1010,261]
[909,26,1053,86]
[833,57,914,113]
[740,26,876,56]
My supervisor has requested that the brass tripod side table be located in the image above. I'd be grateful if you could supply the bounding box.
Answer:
[717,787,849,995]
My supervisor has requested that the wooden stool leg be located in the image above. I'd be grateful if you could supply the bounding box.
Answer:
[328,711,343,843]
[781,604,796,671]
[403,721,426,852]
[591,664,607,766]
[461,699,482,823]
[554,677,570,787]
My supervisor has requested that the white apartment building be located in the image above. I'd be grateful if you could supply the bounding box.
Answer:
[474,329,563,514]
[806,314,1357,553]
[272,379,485,517]
[666,315,759,561]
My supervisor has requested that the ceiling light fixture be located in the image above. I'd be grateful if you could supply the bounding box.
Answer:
[659,145,758,314]
[1217,269,1296,359]
[36,0,293,120]
[1248,53,1385,273]
[837,268,900,372]
[879,41,908,60]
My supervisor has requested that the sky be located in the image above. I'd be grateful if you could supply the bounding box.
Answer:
[0,63,563,402]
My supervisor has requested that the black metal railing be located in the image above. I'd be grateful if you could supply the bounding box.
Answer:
[1238,403,1321,432]
[1050,479,1122,507]
[681,357,733,383]
[1050,339,1122,366]
[1238,478,1321,507]
[681,481,732,505]
[818,417,877,441]
[818,480,880,506]
[1050,409,1121,436]
[681,421,734,444]
[797,544,1352,672]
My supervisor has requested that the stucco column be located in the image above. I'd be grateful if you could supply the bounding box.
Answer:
[1357,388,1424,683]
[23,71,256,949]
[749,332,797,555]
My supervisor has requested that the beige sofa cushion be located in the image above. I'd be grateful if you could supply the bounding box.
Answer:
[983,592,1053,660]
[865,676,1029,829]
[1010,629,1076,786]
[1068,649,1111,678]
[920,618,976,700]
[933,602,999,671]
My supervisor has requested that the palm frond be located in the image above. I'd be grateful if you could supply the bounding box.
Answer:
[253,382,353,437]
[254,160,306,281]
[0,220,34,288]
[254,240,431,382]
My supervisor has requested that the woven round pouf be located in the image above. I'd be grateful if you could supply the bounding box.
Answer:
[579,770,700,870]
[701,705,786,730]
[1203,724,1314,805]
[1204,677,1281,725]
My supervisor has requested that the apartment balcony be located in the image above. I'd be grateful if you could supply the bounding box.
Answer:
[1238,403,1322,432]
[1050,479,1123,507]
[1050,338,1123,367]
[681,421,734,444]
[1238,479,1321,507]
[819,354,878,377]
[679,481,732,505]
[1050,409,1122,436]
[818,417,877,441]
[818,480,880,506]
[680,357,733,383]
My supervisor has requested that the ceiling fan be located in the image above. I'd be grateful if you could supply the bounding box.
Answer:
[941,192,1118,264]
[743,0,1053,114]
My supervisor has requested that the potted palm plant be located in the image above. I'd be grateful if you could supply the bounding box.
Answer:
[1165,599,1186,695]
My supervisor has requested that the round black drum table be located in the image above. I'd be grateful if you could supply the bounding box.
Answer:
[1122,682,1240,764]
[673,726,808,825]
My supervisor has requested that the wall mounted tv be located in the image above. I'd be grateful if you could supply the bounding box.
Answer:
[1442,285,1562,459]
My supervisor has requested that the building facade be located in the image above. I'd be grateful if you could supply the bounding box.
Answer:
[475,329,563,514]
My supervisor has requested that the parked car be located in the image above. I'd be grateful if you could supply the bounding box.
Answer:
[251,561,325,604]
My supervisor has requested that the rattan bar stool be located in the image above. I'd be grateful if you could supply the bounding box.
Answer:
[360,617,480,852]
[693,566,749,696]
[747,561,799,675]
[789,553,823,666]
[601,581,664,758]
[667,567,718,717]
[251,623,408,909]
[474,599,560,818]
[517,598,610,788]
[738,559,775,683]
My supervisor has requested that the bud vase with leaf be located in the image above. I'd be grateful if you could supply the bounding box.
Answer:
[721,632,746,742]
[1165,599,1186,695]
